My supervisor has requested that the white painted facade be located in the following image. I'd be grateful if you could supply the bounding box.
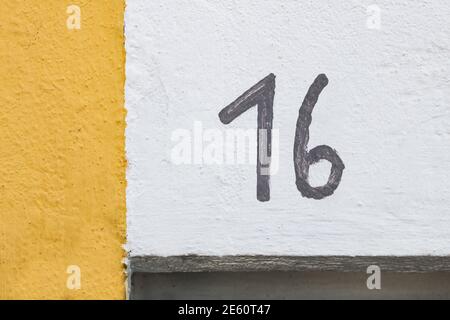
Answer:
[125,0,450,256]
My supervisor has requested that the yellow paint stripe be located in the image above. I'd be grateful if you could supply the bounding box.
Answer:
[0,1,126,299]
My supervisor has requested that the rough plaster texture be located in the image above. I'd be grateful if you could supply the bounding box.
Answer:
[0,1,126,299]
[126,1,450,257]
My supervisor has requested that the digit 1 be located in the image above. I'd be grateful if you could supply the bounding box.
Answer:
[294,74,345,200]
[219,74,275,202]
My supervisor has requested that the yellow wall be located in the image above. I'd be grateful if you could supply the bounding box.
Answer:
[0,1,126,299]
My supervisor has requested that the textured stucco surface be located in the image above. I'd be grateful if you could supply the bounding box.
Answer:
[0,1,126,299]
[126,0,450,257]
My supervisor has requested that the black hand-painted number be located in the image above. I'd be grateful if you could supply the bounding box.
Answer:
[219,73,344,202]
[218,74,275,202]
[294,74,345,199]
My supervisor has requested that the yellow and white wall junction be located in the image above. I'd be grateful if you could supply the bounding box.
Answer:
[1,0,450,299]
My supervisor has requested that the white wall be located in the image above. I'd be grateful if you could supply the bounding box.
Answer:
[125,0,450,257]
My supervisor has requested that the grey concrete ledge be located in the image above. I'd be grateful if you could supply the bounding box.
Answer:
[129,255,450,273]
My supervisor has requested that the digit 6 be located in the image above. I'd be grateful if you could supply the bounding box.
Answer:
[294,74,345,200]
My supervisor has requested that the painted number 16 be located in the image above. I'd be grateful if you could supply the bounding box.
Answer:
[219,74,345,202]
